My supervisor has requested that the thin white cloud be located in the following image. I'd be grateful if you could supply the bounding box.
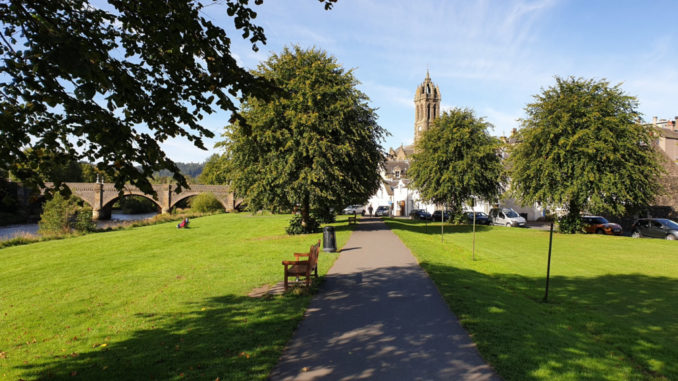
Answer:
[361,81,414,109]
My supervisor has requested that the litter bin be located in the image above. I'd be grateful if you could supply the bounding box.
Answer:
[322,226,337,252]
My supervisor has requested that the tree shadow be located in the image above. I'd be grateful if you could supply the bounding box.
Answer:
[418,262,678,380]
[13,259,676,380]
[271,262,676,380]
[271,265,500,380]
[15,294,313,380]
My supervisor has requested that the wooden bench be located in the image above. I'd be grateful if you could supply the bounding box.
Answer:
[282,240,321,290]
[348,215,358,225]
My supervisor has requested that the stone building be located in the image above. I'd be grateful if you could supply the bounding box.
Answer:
[366,72,442,217]
[366,71,543,220]
[649,116,678,218]
[414,70,441,144]
[651,116,678,164]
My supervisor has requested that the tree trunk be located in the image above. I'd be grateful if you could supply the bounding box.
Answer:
[300,196,310,231]
[561,200,582,234]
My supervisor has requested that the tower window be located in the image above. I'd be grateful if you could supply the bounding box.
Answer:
[426,84,431,94]
[427,104,430,120]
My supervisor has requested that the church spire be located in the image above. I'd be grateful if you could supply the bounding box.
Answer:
[413,70,441,145]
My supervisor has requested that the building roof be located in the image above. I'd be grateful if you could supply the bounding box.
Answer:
[659,127,678,139]
[384,160,410,173]
[388,144,415,160]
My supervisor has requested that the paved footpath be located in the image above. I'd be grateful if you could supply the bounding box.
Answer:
[270,218,501,381]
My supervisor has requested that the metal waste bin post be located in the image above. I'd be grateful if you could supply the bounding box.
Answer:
[322,226,337,252]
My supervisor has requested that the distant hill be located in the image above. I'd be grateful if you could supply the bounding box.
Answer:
[155,162,204,179]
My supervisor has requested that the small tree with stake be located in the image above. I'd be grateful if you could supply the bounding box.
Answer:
[508,76,663,233]
[409,108,504,227]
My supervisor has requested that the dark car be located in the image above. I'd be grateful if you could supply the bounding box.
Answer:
[375,205,390,217]
[409,209,431,220]
[431,210,451,221]
[581,216,622,235]
[465,211,491,225]
[632,218,678,240]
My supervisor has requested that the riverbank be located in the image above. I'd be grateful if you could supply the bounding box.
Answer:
[0,211,158,241]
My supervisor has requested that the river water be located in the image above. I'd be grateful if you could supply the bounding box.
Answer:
[0,211,158,242]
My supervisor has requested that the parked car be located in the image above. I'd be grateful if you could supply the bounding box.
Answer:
[409,209,432,220]
[375,205,390,217]
[342,204,365,215]
[632,218,678,240]
[465,211,491,225]
[431,210,451,221]
[489,207,526,227]
[581,216,622,235]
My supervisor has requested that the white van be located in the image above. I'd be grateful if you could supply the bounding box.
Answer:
[489,207,527,227]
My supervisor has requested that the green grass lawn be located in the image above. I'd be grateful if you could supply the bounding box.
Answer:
[385,219,678,381]
[0,213,352,380]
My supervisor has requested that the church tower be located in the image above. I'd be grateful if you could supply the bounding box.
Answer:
[414,70,441,144]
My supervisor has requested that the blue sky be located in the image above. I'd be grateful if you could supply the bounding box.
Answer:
[164,0,678,162]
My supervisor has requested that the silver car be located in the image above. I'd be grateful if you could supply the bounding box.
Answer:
[489,207,526,227]
[342,204,365,215]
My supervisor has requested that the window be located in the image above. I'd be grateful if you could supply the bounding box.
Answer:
[395,170,400,178]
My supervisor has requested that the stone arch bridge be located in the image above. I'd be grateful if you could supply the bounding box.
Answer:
[42,183,239,220]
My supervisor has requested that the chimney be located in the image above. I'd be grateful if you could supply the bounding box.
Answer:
[652,116,658,125]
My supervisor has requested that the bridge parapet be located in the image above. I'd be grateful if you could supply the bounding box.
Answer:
[37,182,235,220]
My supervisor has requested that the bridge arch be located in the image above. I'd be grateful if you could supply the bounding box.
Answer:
[100,191,162,212]
[169,192,230,211]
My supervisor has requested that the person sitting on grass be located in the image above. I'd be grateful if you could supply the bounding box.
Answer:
[177,217,190,229]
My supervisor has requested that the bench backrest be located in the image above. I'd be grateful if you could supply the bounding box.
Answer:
[309,240,320,268]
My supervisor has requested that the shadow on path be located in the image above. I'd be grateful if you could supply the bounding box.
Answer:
[271,218,500,381]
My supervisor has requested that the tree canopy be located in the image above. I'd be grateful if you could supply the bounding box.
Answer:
[508,76,663,233]
[409,108,504,216]
[0,0,335,195]
[219,46,387,231]
[199,153,229,185]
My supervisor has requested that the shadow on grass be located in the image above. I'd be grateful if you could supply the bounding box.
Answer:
[16,294,312,380]
[269,260,676,380]
[14,246,676,380]
[419,262,678,380]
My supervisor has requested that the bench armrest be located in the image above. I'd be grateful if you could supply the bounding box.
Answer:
[294,252,310,259]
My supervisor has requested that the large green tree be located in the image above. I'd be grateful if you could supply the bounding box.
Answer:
[508,76,663,233]
[409,108,504,217]
[0,0,334,195]
[219,46,386,231]
[199,153,229,185]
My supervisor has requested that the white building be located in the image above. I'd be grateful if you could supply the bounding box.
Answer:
[366,72,546,220]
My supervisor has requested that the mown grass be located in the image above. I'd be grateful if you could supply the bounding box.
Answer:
[385,219,678,381]
[0,213,353,380]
